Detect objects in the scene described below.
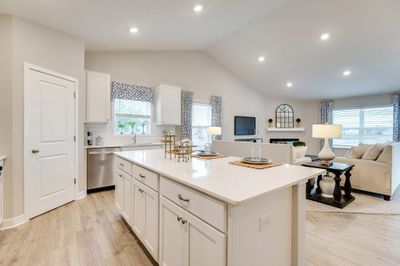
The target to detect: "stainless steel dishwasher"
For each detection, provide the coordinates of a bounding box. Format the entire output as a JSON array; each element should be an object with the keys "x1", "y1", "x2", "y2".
[{"x1": 87, "y1": 147, "x2": 121, "y2": 191}]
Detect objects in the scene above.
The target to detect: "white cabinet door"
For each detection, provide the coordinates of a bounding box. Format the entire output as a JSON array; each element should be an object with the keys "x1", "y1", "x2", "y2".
[
  {"x1": 132, "y1": 181, "x2": 146, "y2": 238},
  {"x1": 186, "y1": 211, "x2": 226, "y2": 266},
  {"x1": 160, "y1": 197, "x2": 185, "y2": 266},
  {"x1": 123, "y1": 174, "x2": 132, "y2": 224},
  {"x1": 156, "y1": 84, "x2": 181, "y2": 125},
  {"x1": 144, "y1": 185, "x2": 159, "y2": 260},
  {"x1": 86, "y1": 71, "x2": 111, "y2": 123},
  {"x1": 115, "y1": 170, "x2": 124, "y2": 212},
  {"x1": 132, "y1": 180, "x2": 159, "y2": 260}
]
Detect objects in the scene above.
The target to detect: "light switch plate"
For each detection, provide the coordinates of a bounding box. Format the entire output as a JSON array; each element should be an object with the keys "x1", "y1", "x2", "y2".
[{"x1": 259, "y1": 214, "x2": 272, "y2": 232}]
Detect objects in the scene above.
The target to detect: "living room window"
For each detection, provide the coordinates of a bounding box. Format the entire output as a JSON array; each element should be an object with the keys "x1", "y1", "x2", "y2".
[
  {"x1": 114, "y1": 99, "x2": 152, "y2": 135},
  {"x1": 192, "y1": 103, "x2": 212, "y2": 147},
  {"x1": 332, "y1": 106, "x2": 393, "y2": 147}
]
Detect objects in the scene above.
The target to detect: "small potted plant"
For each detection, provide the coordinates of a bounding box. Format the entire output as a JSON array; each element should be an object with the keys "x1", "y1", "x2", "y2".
[
  {"x1": 126, "y1": 120, "x2": 137, "y2": 134},
  {"x1": 296, "y1": 118, "x2": 301, "y2": 127},
  {"x1": 117, "y1": 121, "x2": 126, "y2": 134},
  {"x1": 292, "y1": 141, "x2": 308, "y2": 159},
  {"x1": 268, "y1": 118, "x2": 273, "y2": 128}
]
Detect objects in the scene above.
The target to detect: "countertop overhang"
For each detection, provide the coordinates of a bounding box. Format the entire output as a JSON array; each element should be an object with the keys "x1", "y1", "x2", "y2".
[
  {"x1": 115, "y1": 149, "x2": 325, "y2": 205},
  {"x1": 85, "y1": 143, "x2": 163, "y2": 149}
]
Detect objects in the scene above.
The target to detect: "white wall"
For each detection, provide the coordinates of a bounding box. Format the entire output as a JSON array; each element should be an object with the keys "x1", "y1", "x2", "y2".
[
  {"x1": 0, "y1": 16, "x2": 86, "y2": 219},
  {"x1": 85, "y1": 51, "x2": 320, "y2": 154}
]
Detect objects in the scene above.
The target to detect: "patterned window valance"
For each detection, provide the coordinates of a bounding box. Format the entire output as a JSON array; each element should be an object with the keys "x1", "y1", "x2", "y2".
[{"x1": 112, "y1": 82, "x2": 155, "y2": 102}]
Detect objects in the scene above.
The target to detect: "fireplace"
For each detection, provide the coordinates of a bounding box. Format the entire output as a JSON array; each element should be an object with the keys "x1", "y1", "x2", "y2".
[{"x1": 269, "y1": 138, "x2": 299, "y2": 144}]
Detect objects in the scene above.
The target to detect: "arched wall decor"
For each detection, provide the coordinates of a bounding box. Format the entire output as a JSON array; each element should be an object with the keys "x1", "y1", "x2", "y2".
[{"x1": 275, "y1": 104, "x2": 294, "y2": 128}]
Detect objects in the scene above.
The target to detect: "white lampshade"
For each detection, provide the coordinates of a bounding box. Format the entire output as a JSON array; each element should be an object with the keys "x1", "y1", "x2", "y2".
[
  {"x1": 312, "y1": 124, "x2": 342, "y2": 139},
  {"x1": 207, "y1": 126, "x2": 222, "y2": 135}
]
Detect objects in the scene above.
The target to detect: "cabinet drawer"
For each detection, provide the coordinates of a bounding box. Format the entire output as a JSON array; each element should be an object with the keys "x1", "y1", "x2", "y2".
[
  {"x1": 116, "y1": 156, "x2": 132, "y2": 174},
  {"x1": 132, "y1": 164, "x2": 159, "y2": 191},
  {"x1": 160, "y1": 177, "x2": 226, "y2": 232}
]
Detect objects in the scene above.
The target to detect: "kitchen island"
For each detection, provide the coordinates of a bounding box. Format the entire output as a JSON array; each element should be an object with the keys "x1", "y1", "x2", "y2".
[{"x1": 114, "y1": 149, "x2": 325, "y2": 266}]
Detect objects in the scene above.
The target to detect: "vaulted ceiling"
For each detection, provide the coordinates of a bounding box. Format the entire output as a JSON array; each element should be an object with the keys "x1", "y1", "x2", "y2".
[{"x1": 1, "y1": 0, "x2": 399, "y2": 100}]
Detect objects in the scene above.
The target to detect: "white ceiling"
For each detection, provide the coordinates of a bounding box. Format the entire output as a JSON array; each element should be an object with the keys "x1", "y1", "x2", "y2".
[{"x1": 1, "y1": 0, "x2": 399, "y2": 100}]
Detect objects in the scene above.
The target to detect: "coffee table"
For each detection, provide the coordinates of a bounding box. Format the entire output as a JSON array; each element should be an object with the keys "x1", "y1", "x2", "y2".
[{"x1": 302, "y1": 162, "x2": 355, "y2": 208}]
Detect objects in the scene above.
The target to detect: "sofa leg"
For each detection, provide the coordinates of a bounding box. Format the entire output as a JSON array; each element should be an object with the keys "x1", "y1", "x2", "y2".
[{"x1": 384, "y1": 195, "x2": 391, "y2": 201}]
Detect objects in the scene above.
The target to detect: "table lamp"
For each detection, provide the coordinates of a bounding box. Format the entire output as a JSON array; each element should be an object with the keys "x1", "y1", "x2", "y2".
[
  {"x1": 312, "y1": 124, "x2": 342, "y2": 166},
  {"x1": 206, "y1": 127, "x2": 222, "y2": 152}
]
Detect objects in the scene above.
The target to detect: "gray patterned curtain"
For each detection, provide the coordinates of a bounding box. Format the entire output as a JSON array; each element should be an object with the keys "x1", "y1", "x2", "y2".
[
  {"x1": 320, "y1": 100, "x2": 334, "y2": 148},
  {"x1": 394, "y1": 94, "x2": 400, "y2": 142},
  {"x1": 211, "y1": 96, "x2": 223, "y2": 140},
  {"x1": 112, "y1": 82, "x2": 154, "y2": 102},
  {"x1": 181, "y1": 91, "x2": 194, "y2": 140}
]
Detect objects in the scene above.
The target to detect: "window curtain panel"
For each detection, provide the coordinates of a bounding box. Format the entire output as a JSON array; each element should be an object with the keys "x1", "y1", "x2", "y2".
[
  {"x1": 320, "y1": 100, "x2": 334, "y2": 148},
  {"x1": 112, "y1": 81, "x2": 154, "y2": 102},
  {"x1": 181, "y1": 91, "x2": 194, "y2": 140},
  {"x1": 211, "y1": 96, "x2": 223, "y2": 140},
  {"x1": 394, "y1": 94, "x2": 400, "y2": 142}
]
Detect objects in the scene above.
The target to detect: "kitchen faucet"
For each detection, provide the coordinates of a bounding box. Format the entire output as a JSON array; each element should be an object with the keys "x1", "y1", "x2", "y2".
[{"x1": 131, "y1": 133, "x2": 137, "y2": 144}]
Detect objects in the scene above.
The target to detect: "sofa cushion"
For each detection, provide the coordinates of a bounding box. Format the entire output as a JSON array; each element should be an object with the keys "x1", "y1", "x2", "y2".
[
  {"x1": 346, "y1": 145, "x2": 368, "y2": 159},
  {"x1": 377, "y1": 145, "x2": 392, "y2": 164},
  {"x1": 361, "y1": 144, "x2": 385, "y2": 160}
]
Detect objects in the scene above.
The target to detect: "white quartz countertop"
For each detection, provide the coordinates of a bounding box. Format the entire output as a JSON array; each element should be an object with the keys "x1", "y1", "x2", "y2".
[
  {"x1": 85, "y1": 143, "x2": 163, "y2": 149},
  {"x1": 115, "y1": 149, "x2": 325, "y2": 205}
]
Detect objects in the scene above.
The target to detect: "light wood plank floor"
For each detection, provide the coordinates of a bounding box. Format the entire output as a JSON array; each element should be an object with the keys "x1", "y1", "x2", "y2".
[{"x1": 1, "y1": 190, "x2": 400, "y2": 266}]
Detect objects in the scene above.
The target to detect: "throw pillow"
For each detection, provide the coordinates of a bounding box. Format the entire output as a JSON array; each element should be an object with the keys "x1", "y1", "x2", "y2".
[
  {"x1": 346, "y1": 145, "x2": 369, "y2": 159},
  {"x1": 361, "y1": 144, "x2": 385, "y2": 160},
  {"x1": 377, "y1": 145, "x2": 392, "y2": 164}
]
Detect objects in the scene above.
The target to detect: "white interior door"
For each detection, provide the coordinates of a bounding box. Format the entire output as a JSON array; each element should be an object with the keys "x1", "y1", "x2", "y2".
[{"x1": 25, "y1": 64, "x2": 76, "y2": 219}]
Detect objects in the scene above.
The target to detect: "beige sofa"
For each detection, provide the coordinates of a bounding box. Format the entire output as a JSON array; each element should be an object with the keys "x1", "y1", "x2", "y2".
[
  {"x1": 212, "y1": 140, "x2": 311, "y2": 165},
  {"x1": 334, "y1": 142, "x2": 400, "y2": 200}
]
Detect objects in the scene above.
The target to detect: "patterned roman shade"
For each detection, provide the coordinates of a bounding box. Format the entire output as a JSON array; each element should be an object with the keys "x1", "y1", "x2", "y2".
[
  {"x1": 211, "y1": 96, "x2": 223, "y2": 140},
  {"x1": 181, "y1": 91, "x2": 194, "y2": 140},
  {"x1": 112, "y1": 82, "x2": 154, "y2": 102},
  {"x1": 394, "y1": 94, "x2": 400, "y2": 142}
]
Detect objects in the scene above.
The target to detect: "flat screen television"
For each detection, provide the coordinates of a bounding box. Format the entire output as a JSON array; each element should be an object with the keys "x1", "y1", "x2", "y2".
[{"x1": 234, "y1": 116, "x2": 256, "y2": 135}]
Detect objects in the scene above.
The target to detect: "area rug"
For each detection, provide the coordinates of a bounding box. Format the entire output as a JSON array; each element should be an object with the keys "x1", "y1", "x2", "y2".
[{"x1": 306, "y1": 189, "x2": 400, "y2": 215}]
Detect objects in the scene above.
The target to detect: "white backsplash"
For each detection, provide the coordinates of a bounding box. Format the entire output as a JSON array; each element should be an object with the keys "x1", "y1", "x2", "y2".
[{"x1": 84, "y1": 122, "x2": 180, "y2": 146}]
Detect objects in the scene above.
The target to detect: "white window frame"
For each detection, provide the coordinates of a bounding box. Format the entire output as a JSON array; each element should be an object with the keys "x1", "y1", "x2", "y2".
[
  {"x1": 192, "y1": 102, "x2": 212, "y2": 147},
  {"x1": 332, "y1": 105, "x2": 394, "y2": 148},
  {"x1": 113, "y1": 99, "x2": 153, "y2": 136}
]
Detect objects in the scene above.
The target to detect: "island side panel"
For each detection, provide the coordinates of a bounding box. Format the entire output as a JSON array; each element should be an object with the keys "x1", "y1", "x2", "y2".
[
  {"x1": 227, "y1": 186, "x2": 293, "y2": 266},
  {"x1": 291, "y1": 182, "x2": 306, "y2": 266}
]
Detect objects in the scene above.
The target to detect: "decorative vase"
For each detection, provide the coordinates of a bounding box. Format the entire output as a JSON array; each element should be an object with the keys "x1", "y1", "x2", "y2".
[{"x1": 319, "y1": 175, "x2": 335, "y2": 198}]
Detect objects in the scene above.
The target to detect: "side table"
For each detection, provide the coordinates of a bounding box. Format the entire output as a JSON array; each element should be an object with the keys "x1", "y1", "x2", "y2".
[{"x1": 302, "y1": 162, "x2": 355, "y2": 209}]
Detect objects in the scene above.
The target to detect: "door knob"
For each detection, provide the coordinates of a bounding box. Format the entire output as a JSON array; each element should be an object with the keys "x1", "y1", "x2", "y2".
[{"x1": 32, "y1": 149, "x2": 40, "y2": 154}]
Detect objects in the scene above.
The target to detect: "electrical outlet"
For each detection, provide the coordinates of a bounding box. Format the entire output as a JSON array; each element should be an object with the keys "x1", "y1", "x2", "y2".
[{"x1": 259, "y1": 214, "x2": 272, "y2": 232}]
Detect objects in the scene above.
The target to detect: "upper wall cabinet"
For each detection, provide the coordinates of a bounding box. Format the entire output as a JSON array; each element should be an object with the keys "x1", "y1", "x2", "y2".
[
  {"x1": 155, "y1": 84, "x2": 181, "y2": 125},
  {"x1": 86, "y1": 71, "x2": 111, "y2": 123}
]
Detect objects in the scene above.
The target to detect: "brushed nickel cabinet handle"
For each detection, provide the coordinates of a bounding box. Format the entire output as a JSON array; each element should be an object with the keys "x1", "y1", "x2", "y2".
[
  {"x1": 178, "y1": 194, "x2": 190, "y2": 203},
  {"x1": 119, "y1": 163, "x2": 124, "y2": 167},
  {"x1": 177, "y1": 217, "x2": 182, "y2": 222},
  {"x1": 32, "y1": 149, "x2": 40, "y2": 154},
  {"x1": 119, "y1": 174, "x2": 123, "y2": 178},
  {"x1": 139, "y1": 174, "x2": 146, "y2": 178},
  {"x1": 138, "y1": 188, "x2": 144, "y2": 193},
  {"x1": 181, "y1": 219, "x2": 187, "y2": 225}
]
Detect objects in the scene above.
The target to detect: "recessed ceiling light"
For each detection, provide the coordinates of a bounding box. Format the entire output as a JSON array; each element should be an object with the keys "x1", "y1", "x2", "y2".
[
  {"x1": 286, "y1": 82, "x2": 293, "y2": 88},
  {"x1": 193, "y1": 5, "x2": 203, "y2": 12},
  {"x1": 320, "y1": 33, "x2": 330, "y2": 41},
  {"x1": 258, "y1": 56, "x2": 265, "y2": 62},
  {"x1": 129, "y1": 27, "x2": 139, "y2": 33},
  {"x1": 343, "y1": 70, "x2": 351, "y2": 76}
]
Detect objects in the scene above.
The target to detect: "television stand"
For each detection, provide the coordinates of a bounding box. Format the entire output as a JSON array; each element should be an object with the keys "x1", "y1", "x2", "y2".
[{"x1": 234, "y1": 138, "x2": 263, "y2": 143}]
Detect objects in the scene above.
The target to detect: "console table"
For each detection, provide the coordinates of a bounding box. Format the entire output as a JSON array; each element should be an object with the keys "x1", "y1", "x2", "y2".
[{"x1": 302, "y1": 162, "x2": 355, "y2": 208}]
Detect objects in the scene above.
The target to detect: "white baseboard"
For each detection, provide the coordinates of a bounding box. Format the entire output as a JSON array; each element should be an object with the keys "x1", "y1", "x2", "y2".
[
  {"x1": 0, "y1": 214, "x2": 28, "y2": 230},
  {"x1": 76, "y1": 190, "x2": 87, "y2": 200}
]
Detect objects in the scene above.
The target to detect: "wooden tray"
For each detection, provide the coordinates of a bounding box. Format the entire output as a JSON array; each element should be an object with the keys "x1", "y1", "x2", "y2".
[
  {"x1": 229, "y1": 160, "x2": 281, "y2": 169},
  {"x1": 192, "y1": 154, "x2": 227, "y2": 160}
]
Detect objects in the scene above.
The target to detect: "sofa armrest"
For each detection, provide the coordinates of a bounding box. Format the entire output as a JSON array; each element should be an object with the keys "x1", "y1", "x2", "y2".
[{"x1": 391, "y1": 143, "x2": 400, "y2": 194}]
